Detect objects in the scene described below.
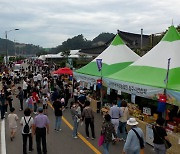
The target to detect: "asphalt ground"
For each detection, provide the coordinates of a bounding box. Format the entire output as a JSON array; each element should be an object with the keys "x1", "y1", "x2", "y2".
[{"x1": 2, "y1": 93, "x2": 156, "y2": 154}]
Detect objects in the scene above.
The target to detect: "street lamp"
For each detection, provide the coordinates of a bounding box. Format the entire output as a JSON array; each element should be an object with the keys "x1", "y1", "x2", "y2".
[{"x1": 5, "y1": 28, "x2": 19, "y2": 65}]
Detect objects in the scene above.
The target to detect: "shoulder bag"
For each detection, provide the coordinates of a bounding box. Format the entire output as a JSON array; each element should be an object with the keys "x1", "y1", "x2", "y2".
[{"x1": 153, "y1": 126, "x2": 172, "y2": 149}]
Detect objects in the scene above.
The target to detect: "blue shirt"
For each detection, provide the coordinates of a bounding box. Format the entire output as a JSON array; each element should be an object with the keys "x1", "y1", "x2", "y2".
[
  {"x1": 34, "y1": 114, "x2": 49, "y2": 128},
  {"x1": 123, "y1": 126, "x2": 144, "y2": 153}
]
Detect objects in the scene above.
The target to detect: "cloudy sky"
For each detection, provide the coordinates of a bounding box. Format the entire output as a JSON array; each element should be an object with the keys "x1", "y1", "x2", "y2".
[{"x1": 0, "y1": 0, "x2": 179, "y2": 48}]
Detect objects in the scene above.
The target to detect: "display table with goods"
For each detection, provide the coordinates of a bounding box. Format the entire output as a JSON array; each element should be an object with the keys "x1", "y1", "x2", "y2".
[{"x1": 127, "y1": 103, "x2": 180, "y2": 154}]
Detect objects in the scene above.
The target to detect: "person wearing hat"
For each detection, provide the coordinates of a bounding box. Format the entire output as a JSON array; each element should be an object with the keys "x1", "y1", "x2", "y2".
[
  {"x1": 78, "y1": 90, "x2": 86, "y2": 112},
  {"x1": 33, "y1": 107, "x2": 49, "y2": 154},
  {"x1": 123, "y1": 118, "x2": 144, "y2": 154}
]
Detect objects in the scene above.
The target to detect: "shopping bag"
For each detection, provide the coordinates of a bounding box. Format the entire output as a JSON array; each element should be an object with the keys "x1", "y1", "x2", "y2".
[{"x1": 98, "y1": 135, "x2": 105, "y2": 146}]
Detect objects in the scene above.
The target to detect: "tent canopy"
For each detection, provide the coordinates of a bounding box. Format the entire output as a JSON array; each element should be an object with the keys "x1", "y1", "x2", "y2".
[
  {"x1": 74, "y1": 34, "x2": 140, "y2": 83},
  {"x1": 105, "y1": 26, "x2": 180, "y2": 106},
  {"x1": 53, "y1": 67, "x2": 73, "y2": 75}
]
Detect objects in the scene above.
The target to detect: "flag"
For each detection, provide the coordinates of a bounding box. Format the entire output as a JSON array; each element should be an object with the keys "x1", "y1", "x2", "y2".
[{"x1": 96, "y1": 59, "x2": 102, "y2": 72}]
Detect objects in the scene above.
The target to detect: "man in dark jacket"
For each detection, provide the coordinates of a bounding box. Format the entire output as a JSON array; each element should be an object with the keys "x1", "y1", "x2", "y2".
[
  {"x1": 17, "y1": 87, "x2": 24, "y2": 111},
  {"x1": 52, "y1": 98, "x2": 62, "y2": 131}
]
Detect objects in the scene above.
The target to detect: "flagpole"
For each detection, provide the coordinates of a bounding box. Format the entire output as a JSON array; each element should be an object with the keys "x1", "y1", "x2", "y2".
[
  {"x1": 164, "y1": 58, "x2": 171, "y2": 91},
  {"x1": 96, "y1": 59, "x2": 103, "y2": 111},
  {"x1": 163, "y1": 58, "x2": 171, "y2": 120}
]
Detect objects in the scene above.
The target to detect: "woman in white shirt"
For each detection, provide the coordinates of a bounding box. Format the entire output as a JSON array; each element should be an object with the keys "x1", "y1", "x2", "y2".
[
  {"x1": 118, "y1": 100, "x2": 129, "y2": 141},
  {"x1": 20, "y1": 108, "x2": 34, "y2": 153}
]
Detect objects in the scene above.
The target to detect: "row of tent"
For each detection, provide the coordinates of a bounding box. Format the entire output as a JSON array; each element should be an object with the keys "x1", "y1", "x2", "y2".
[
  {"x1": 74, "y1": 25, "x2": 180, "y2": 107},
  {"x1": 38, "y1": 50, "x2": 80, "y2": 60}
]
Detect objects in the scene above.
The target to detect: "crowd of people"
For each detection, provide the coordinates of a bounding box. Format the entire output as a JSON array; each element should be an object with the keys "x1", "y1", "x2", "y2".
[{"x1": 0, "y1": 59, "x2": 171, "y2": 154}]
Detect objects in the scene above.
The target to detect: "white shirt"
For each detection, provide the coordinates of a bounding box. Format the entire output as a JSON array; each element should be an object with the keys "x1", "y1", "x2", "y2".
[
  {"x1": 23, "y1": 81, "x2": 28, "y2": 90},
  {"x1": 109, "y1": 105, "x2": 121, "y2": 119},
  {"x1": 20, "y1": 116, "x2": 34, "y2": 134},
  {"x1": 33, "y1": 75, "x2": 38, "y2": 82},
  {"x1": 37, "y1": 73, "x2": 42, "y2": 81},
  {"x1": 8, "y1": 113, "x2": 19, "y2": 129}
]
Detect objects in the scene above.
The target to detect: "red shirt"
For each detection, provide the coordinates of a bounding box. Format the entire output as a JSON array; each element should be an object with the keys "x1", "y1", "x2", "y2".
[{"x1": 32, "y1": 92, "x2": 39, "y2": 103}]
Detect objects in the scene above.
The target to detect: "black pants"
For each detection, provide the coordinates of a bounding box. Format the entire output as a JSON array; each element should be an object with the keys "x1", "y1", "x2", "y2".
[
  {"x1": 0, "y1": 105, "x2": 5, "y2": 119},
  {"x1": 20, "y1": 99, "x2": 23, "y2": 110},
  {"x1": 36, "y1": 127, "x2": 47, "y2": 154},
  {"x1": 23, "y1": 90, "x2": 27, "y2": 99},
  {"x1": 22, "y1": 133, "x2": 33, "y2": 154},
  {"x1": 85, "y1": 118, "x2": 95, "y2": 138}
]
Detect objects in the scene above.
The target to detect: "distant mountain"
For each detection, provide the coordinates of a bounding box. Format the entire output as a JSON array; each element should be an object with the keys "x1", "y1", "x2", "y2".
[{"x1": 0, "y1": 38, "x2": 45, "y2": 56}]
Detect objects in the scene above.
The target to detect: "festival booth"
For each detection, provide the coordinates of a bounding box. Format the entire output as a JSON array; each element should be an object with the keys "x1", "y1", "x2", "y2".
[
  {"x1": 53, "y1": 67, "x2": 73, "y2": 83},
  {"x1": 104, "y1": 26, "x2": 180, "y2": 154},
  {"x1": 74, "y1": 33, "x2": 140, "y2": 112}
]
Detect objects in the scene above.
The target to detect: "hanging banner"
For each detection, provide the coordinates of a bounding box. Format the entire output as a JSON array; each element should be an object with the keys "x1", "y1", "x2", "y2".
[
  {"x1": 87, "y1": 83, "x2": 91, "y2": 89},
  {"x1": 107, "y1": 87, "x2": 111, "y2": 95},
  {"x1": 96, "y1": 59, "x2": 102, "y2": 72},
  {"x1": 131, "y1": 94, "x2": 136, "y2": 103},
  {"x1": 94, "y1": 84, "x2": 96, "y2": 91},
  {"x1": 118, "y1": 90, "x2": 121, "y2": 95}
]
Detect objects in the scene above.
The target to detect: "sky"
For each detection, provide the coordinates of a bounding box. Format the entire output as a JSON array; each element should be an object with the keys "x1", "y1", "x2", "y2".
[{"x1": 0, "y1": 0, "x2": 180, "y2": 48}]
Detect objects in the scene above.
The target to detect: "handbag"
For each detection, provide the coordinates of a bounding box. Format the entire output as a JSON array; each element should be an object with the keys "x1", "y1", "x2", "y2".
[
  {"x1": 153, "y1": 126, "x2": 172, "y2": 149},
  {"x1": 98, "y1": 135, "x2": 104, "y2": 146},
  {"x1": 164, "y1": 139, "x2": 172, "y2": 149}
]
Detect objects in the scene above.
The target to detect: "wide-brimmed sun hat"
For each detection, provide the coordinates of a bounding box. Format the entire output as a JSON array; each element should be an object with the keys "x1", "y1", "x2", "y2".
[
  {"x1": 80, "y1": 90, "x2": 84, "y2": 93},
  {"x1": 127, "y1": 118, "x2": 138, "y2": 126}
]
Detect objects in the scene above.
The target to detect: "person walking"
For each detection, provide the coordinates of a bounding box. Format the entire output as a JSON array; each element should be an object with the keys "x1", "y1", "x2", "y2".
[
  {"x1": 81, "y1": 100, "x2": 95, "y2": 139},
  {"x1": 32, "y1": 88, "x2": 39, "y2": 114},
  {"x1": 42, "y1": 94, "x2": 48, "y2": 115},
  {"x1": 33, "y1": 107, "x2": 49, "y2": 154},
  {"x1": 52, "y1": 98, "x2": 62, "y2": 131},
  {"x1": 71, "y1": 102, "x2": 81, "y2": 138},
  {"x1": 7, "y1": 107, "x2": 19, "y2": 141},
  {"x1": 20, "y1": 108, "x2": 34, "y2": 154},
  {"x1": 123, "y1": 118, "x2": 145, "y2": 154},
  {"x1": 17, "y1": 86, "x2": 24, "y2": 111},
  {"x1": 118, "y1": 100, "x2": 129, "y2": 141},
  {"x1": 152, "y1": 117, "x2": 170, "y2": 154},
  {"x1": 23, "y1": 78, "x2": 28, "y2": 99},
  {"x1": 109, "y1": 101, "x2": 122, "y2": 139},
  {"x1": 101, "y1": 114, "x2": 118, "y2": 154},
  {"x1": 0, "y1": 89, "x2": 6, "y2": 119}
]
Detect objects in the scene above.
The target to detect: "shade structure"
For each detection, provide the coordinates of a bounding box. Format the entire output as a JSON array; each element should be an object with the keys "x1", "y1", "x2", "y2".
[
  {"x1": 74, "y1": 33, "x2": 140, "y2": 84},
  {"x1": 105, "y1": 26, "x2": 180, "y2": 107},
  {"x1": 53, "y1": 67, "x2": 73, "y2": 75}
]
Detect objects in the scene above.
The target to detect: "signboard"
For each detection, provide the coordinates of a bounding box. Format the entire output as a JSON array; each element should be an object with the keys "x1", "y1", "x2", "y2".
[{"x1": 143, "y1": 107, "x2": 151, "y2": 115}]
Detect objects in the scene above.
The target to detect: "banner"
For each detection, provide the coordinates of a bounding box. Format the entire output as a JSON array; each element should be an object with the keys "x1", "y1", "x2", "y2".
[{"x1": 96, "y1": 59, "x2": 102, "y2": 72}]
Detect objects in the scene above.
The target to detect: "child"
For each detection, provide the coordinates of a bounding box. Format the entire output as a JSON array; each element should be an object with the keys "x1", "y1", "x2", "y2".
[
  {"x1": 61, "y1": 98, "x2": 65, "y2": 111},
  {"x1": 26, "y1": 93, "x2": 34, "y2": 112},
  {"x1": 42, "y1": 94, "x2": 48, "y2": 115},
  {"x1": 8, "y1": 107, "x2": 19, "y2": 141}
]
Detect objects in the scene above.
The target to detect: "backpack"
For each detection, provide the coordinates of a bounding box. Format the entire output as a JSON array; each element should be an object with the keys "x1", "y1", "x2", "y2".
[{"x1": 23, "y1": 117, "x2": 31, "y2": 134}]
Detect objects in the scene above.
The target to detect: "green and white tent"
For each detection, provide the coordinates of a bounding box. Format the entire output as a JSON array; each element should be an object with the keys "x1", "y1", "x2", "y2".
[
  {"x1": 105, "y1": 26, "x2": 180, "y2": 106},
  {"x1": 74, "y1": 34, "x2": 140, "y2": 84}
]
